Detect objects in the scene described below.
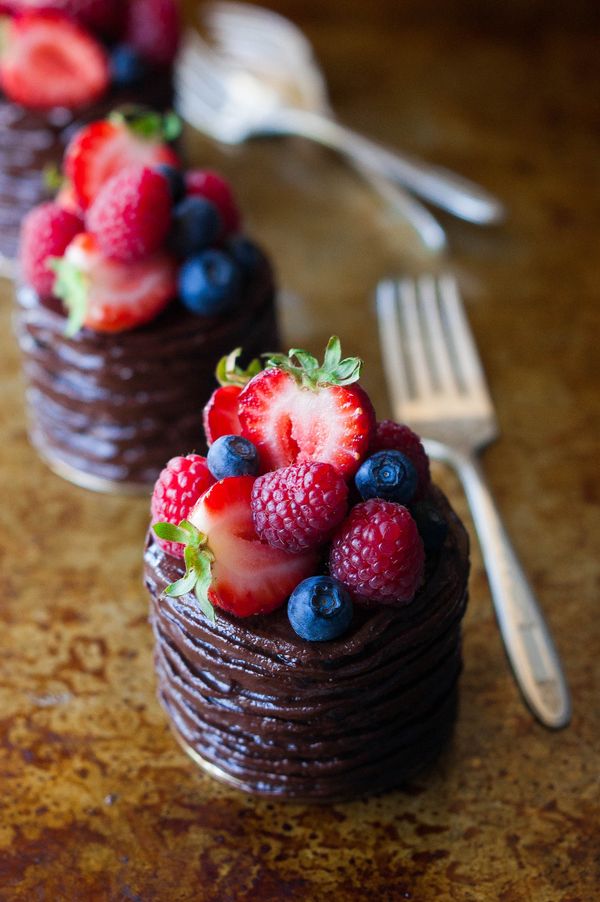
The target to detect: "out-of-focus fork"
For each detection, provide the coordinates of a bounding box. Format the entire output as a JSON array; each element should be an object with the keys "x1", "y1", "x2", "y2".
[{"x1": 377, "y1": 274, "x2": 571, "y2": 729}]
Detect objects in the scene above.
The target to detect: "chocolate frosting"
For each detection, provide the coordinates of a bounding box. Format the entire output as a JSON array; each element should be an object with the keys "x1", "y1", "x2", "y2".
[
  {"x1": 144, "y1": 487, "x2": 470, "y2": 801},
  {"x1": 13, "y1": 262, "x2": 279, "y2": 488},
  {"x1": 0, "y1": 78, "x2": 173, "y2": 270}
]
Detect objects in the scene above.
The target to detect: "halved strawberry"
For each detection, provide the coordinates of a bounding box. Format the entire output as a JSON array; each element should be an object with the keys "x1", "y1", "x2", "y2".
[
  {"x1": 0, "y1": 11, "x2": 109, "y2": 110},
  {"x1": 203, "y1": 385, "x2": 243, "y2": 446},
  {"x1": 64, "y1": 113, "x2": 179, "y2": 210},
  {"x1": 52, "y1": 232, "x2": 177, "y2": 334},
  {"x1": 187, "y1": 476, "x2": 317, "y2": 617},
  {"x1": 238, "y1": 338, "x2": 376, "y2": 479}
]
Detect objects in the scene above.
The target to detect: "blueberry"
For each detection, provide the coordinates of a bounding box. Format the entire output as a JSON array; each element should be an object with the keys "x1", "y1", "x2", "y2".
[
  {"x1": 410, "y1": 500, "x2": 448, "y2": 553},
  {"x1": 155, "y1": 164, "x2": 186, "y2": 203},
  {"x1": 355, "y1": 450, "x2": 417, "y2": 504},
  {"x1": 207, "y1": 434, "x2": 260, "y2": 479},
  {"x1": 178, "y1": 250, "x2": 242, "y2": 316},
  {"x1": 288, "y1": 576, "x2": 353, "y2": 642},
  {"x1": 109, "y1": 44, "x2": 146, "y2": 87},
  {"x1": 170, "y1": 196, "x2": 222, "y2": 257},
  {"x1": 227, "y1": 235, "x2": 267, "y2": 280}
]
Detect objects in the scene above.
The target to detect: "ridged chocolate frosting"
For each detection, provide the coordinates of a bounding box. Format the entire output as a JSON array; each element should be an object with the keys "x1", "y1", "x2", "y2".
[
  {"x1": 145, "y1": 487, "x2": 470, "y2": 801},
  {"x1": 0, "y1": 79, "x2": 173, "y2": 274},
  {"x1": 13, "y1": 262, "x2": 279, "y2": 490}
]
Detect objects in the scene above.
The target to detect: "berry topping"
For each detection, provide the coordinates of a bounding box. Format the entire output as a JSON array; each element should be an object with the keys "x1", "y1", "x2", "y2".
[
  {"x1": 178, "y1": 249, "x2": 242, "y2": 316},
  {"x1": 251, "y1": 462, "x2": 348, "y2": 553},
  {"x1": 125, "y1": 0, "x2": 180, "y2": 67},
  {"x1": 355, "y1": 450, "x2": 418, "y2": 504},
  {"x1": 151, "y1": 454, "x2": 215, "y2": 558},
  {"x1": 169, "y1": 196, "x2": 222, "y2": 257},
  {"x1": 207, "y1": 435, "x2": 260, "y2": 480},
  {"x1": 185, "y1": 169, "x2": 241, "y2": 236},
  {"x1": 238, "y1": 337, "x2": 375, "y2": 478},
  {"x1": 65, "y1": 110, "x2": 180, "y2": 210},
  {"x1": 109, "y1": 44, "x2": 146, "y2": 87},
  {"x1": 17, "y1": 0, "x2": 124, "y2": 39},
  {"x1": 410, "y1": 500, "x2": 448, "y2": 553},
  {"x1": 51, "y1": 232, "x2": 177, "y2": 334},
  {"x1": 228, "y1": 236, "x2": 268, "y2": 280},
  {"x1": 288, "y1": 576, "x2": 353, "y2": 642},
  {"x1": 87, "y1": 165, "x2": 172, "y2": 263},
  {"x1": 0, "y1": 11, "x2": 109, "y2": 110},
  {"x1": 155, "y1": 476, "x2": 317, "y2": 620},
  {"x1": 155, "y1": 164, "x2": 186, "y2": 203},
  {"x1": 330, "y1": 500, "x2": 425, "y2": 604},
  {"x1": 202, "y1": 348, "x2": 262, "y2": 445},
  {"x1": 370, "y1": 420, "x2": 431, "y2": 498},
  {"x1": 20, "y1": 202, "x2": 83, "y2": 298}
]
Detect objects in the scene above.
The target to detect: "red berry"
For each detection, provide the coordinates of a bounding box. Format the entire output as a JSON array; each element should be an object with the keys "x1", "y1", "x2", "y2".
[
  {"x1": 65, "y1": 118, "x2": 179, "y2": 211},
  {"x1": 20, "y1": 202, "x2": 84, "y2": 298},
  {"x1": 251, "y1": 462, "x2": 348, "y2": 553},
  {"x1": 54, "y1": 232, "x2": 177, "y2": 333},
  {"x1": 151, "y1": 454, "x2": 215, "y2": 558},
  {"x1": 202, "y1": 384, "x2": 243, "y2": 446},
  {"x1": 125, "y1": 0, "x2": 180, "y2": 67},
  {"x1": 238, "y1": 368, "x2": 376, "y2": 479},
  {"x1": 0, "y1": 12, "x2": 109, "y2": 110},
  {"x1": 188, "y1": 476, "x2": 317, "y2": 617},
  {"x1": 55, "y1": 183, "x2": 83, "y2": 216},
  {"x1": 87, "y1": 166, "x2": 172, "y2": 263},
  {"x1": 370, "y1": 420, "x2": 431, "y2": 498},
  {"x1": 13, "y1": 0, "x2": 124, "y2": 38},
  {"x1": 329, "y1": 500, "x2": 424, "y2": 604},
  {"x1": 185, "y1": 169, "x2": 241, "y2": 236}
]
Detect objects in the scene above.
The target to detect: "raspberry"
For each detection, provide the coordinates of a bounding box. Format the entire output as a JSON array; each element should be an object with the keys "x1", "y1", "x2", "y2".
[
  {"x1": 125, "y1": 0, "x2": 180, "y2": 67},
  {"x1": 86, "y1": 166, "x2": 172, "y2": 262},
  {"x1": 20, "y1": 202, "x2": 84, "y2": 298},
  {"x1": 150, "y1": 454, "x2": 215, "y2": 557},
  {"x1": 251, "y1": 462, "x2": 348, "y2": 553},
  {"x1": 185, "y1": 170, "x2": 241, "y2": 236},
  {"x1": 329, "y1": 500, "x2": 424, "y2": 604},
  {"x1": 370, "y1": 420, "x2": 431, "y2": 498}
]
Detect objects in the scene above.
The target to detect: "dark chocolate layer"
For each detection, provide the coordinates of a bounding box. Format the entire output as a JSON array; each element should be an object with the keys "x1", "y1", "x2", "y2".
[
  {"x1": 0, "y1": 78, "x2": 173, "y2": 270},
  {"x1": 145, "y1": 487, "x2": 470, "y2": 801},
  {"x1": 13, "y1": 263, "x2": 279, "y2": 487}
]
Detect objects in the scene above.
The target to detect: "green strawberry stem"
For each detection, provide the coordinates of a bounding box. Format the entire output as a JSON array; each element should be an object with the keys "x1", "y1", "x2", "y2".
[
  {"x1": 267, "y1": 335, "x2": 363, "y2": 389},
  {"x1": 215, "y1": 347, "x2": 263, "y2": 387},
  {"x1": 152, "y1": 519, "x2": 216, "y2": 624},
  {"x1": 109, "y1": 107, "x2": 181, "y2": 143},
  {"x1": 49, "y1": 256, "x2": 88, "y2": 338}
]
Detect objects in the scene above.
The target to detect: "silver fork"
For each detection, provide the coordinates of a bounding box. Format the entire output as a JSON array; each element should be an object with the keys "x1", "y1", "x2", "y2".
[{"x1": 377, "y1": 274, "x2": 571, "y2": 729}]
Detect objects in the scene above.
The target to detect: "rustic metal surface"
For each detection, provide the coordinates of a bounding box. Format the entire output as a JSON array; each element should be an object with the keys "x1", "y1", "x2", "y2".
[{"x1": 0, "y1": 3, "x2": 598, "y2": 899}]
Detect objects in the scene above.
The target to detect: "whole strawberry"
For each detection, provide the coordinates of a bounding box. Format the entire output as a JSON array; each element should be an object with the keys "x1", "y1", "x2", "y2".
[
  {"x1": 330, "y1": 500, "x2": 424, "y2": 604},
  {"x1": 252, "y1": 462, "x2": 348, "y2": 553},
  {"x1": 370, "y1": 420, "x2": 431, "y2": 498},
  {"x1": 151, "y1": 454, "x2": 215, "y2": 558},
  {"x1": 87, "y1": 165, "x2": 172, "y2": 262},
  {"x1": 20, "y1": 202, "x2": 84, "y2": 298}
]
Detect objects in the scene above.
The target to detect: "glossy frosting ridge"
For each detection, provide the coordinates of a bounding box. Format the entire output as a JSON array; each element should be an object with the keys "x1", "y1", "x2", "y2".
[
  {"x1": 145, "y1": 487, "x2": 470, "y2": 800},
  {"x1": 14, "y1": 263, "x2": 278, "y2": 486}
]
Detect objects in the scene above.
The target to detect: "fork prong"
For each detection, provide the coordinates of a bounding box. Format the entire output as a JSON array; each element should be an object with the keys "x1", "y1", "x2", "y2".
[
  {"x1": 376, "y1": 280, "x2": 412, "y2": 410},
  {"x1": 437, "y1": 274, "x2": 493, "y2": 404},
  {"x1": 415, "y1": 274, "x2": 462, "y2": 395},
  {"x1": 397, "y1": 278, "x2": 437, "y2": 398}
]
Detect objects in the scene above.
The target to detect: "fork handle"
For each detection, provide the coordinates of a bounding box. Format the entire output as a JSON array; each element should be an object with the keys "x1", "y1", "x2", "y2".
[
  {"x1": 260, "y1": 107, "x2": 505, "y2": 225},
  {"x1": 426, "y1": 441, "x2": 571, "y2": 729}
]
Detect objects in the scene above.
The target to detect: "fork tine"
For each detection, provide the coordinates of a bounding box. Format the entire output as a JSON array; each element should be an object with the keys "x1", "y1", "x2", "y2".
[
  {"x1": 437, "y1": 274, "x2": 492, "y2": 403},
  {"x1": 376, "y1": 280, "x2": 412, "y2": 408},
  {"x1": 397, "y1": 278, "x2": 437, "y2": 398},
  {"x1": 415, "y1": 274, "x2": 462, "y2": 395}
]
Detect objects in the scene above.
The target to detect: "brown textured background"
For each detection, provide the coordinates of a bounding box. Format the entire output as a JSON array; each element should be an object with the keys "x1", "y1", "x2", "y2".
[{"x1": 0, "y1": 1, "x2": 599, "y2": 899}]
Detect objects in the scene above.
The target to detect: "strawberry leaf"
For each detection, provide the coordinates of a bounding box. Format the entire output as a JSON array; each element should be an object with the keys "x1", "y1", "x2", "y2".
[
  {"x1": 109, "y1": 107, "x2": 182, "y2": 144},
  {"x1": 155, "y1": 519, "x2": 216, "y2": 622},
  {"x1": 50, "y1": 256, "x2": 88, "y2": 337},
  {"x1": 267, "y1": 336, "x2": 363, "y2": 389},
  {"x1": 323, "y1": 335, "x2": 342, "y2": 370},
  {"x1": 215, "y1": 347, "x2": 262, "y2": 387}
]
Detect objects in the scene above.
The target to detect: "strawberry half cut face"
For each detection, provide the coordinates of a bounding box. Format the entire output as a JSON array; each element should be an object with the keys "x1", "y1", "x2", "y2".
[
  {"x1": 238, "y1": 368, "x2": 376, "y2": 479},
  {"x1": 188, "y1": 476, "x2": 317, "y2": 617}
]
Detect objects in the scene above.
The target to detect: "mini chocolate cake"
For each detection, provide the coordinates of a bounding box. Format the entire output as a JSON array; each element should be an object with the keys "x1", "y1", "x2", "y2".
[
  {"x1": 145, "y1": 487, "x2": 469, "y2": 801},
  {"x1": 14, "y1": 264, "x2": 278, "y2": 492}
]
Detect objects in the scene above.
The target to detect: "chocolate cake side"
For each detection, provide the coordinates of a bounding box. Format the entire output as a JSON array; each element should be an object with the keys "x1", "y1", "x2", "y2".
[
  {"x1": 13, "y1": 260, "x2": 279, "y2": 491},
  {"x1": 144, "y1": 487, "x2": 470, "y2": 802}
]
